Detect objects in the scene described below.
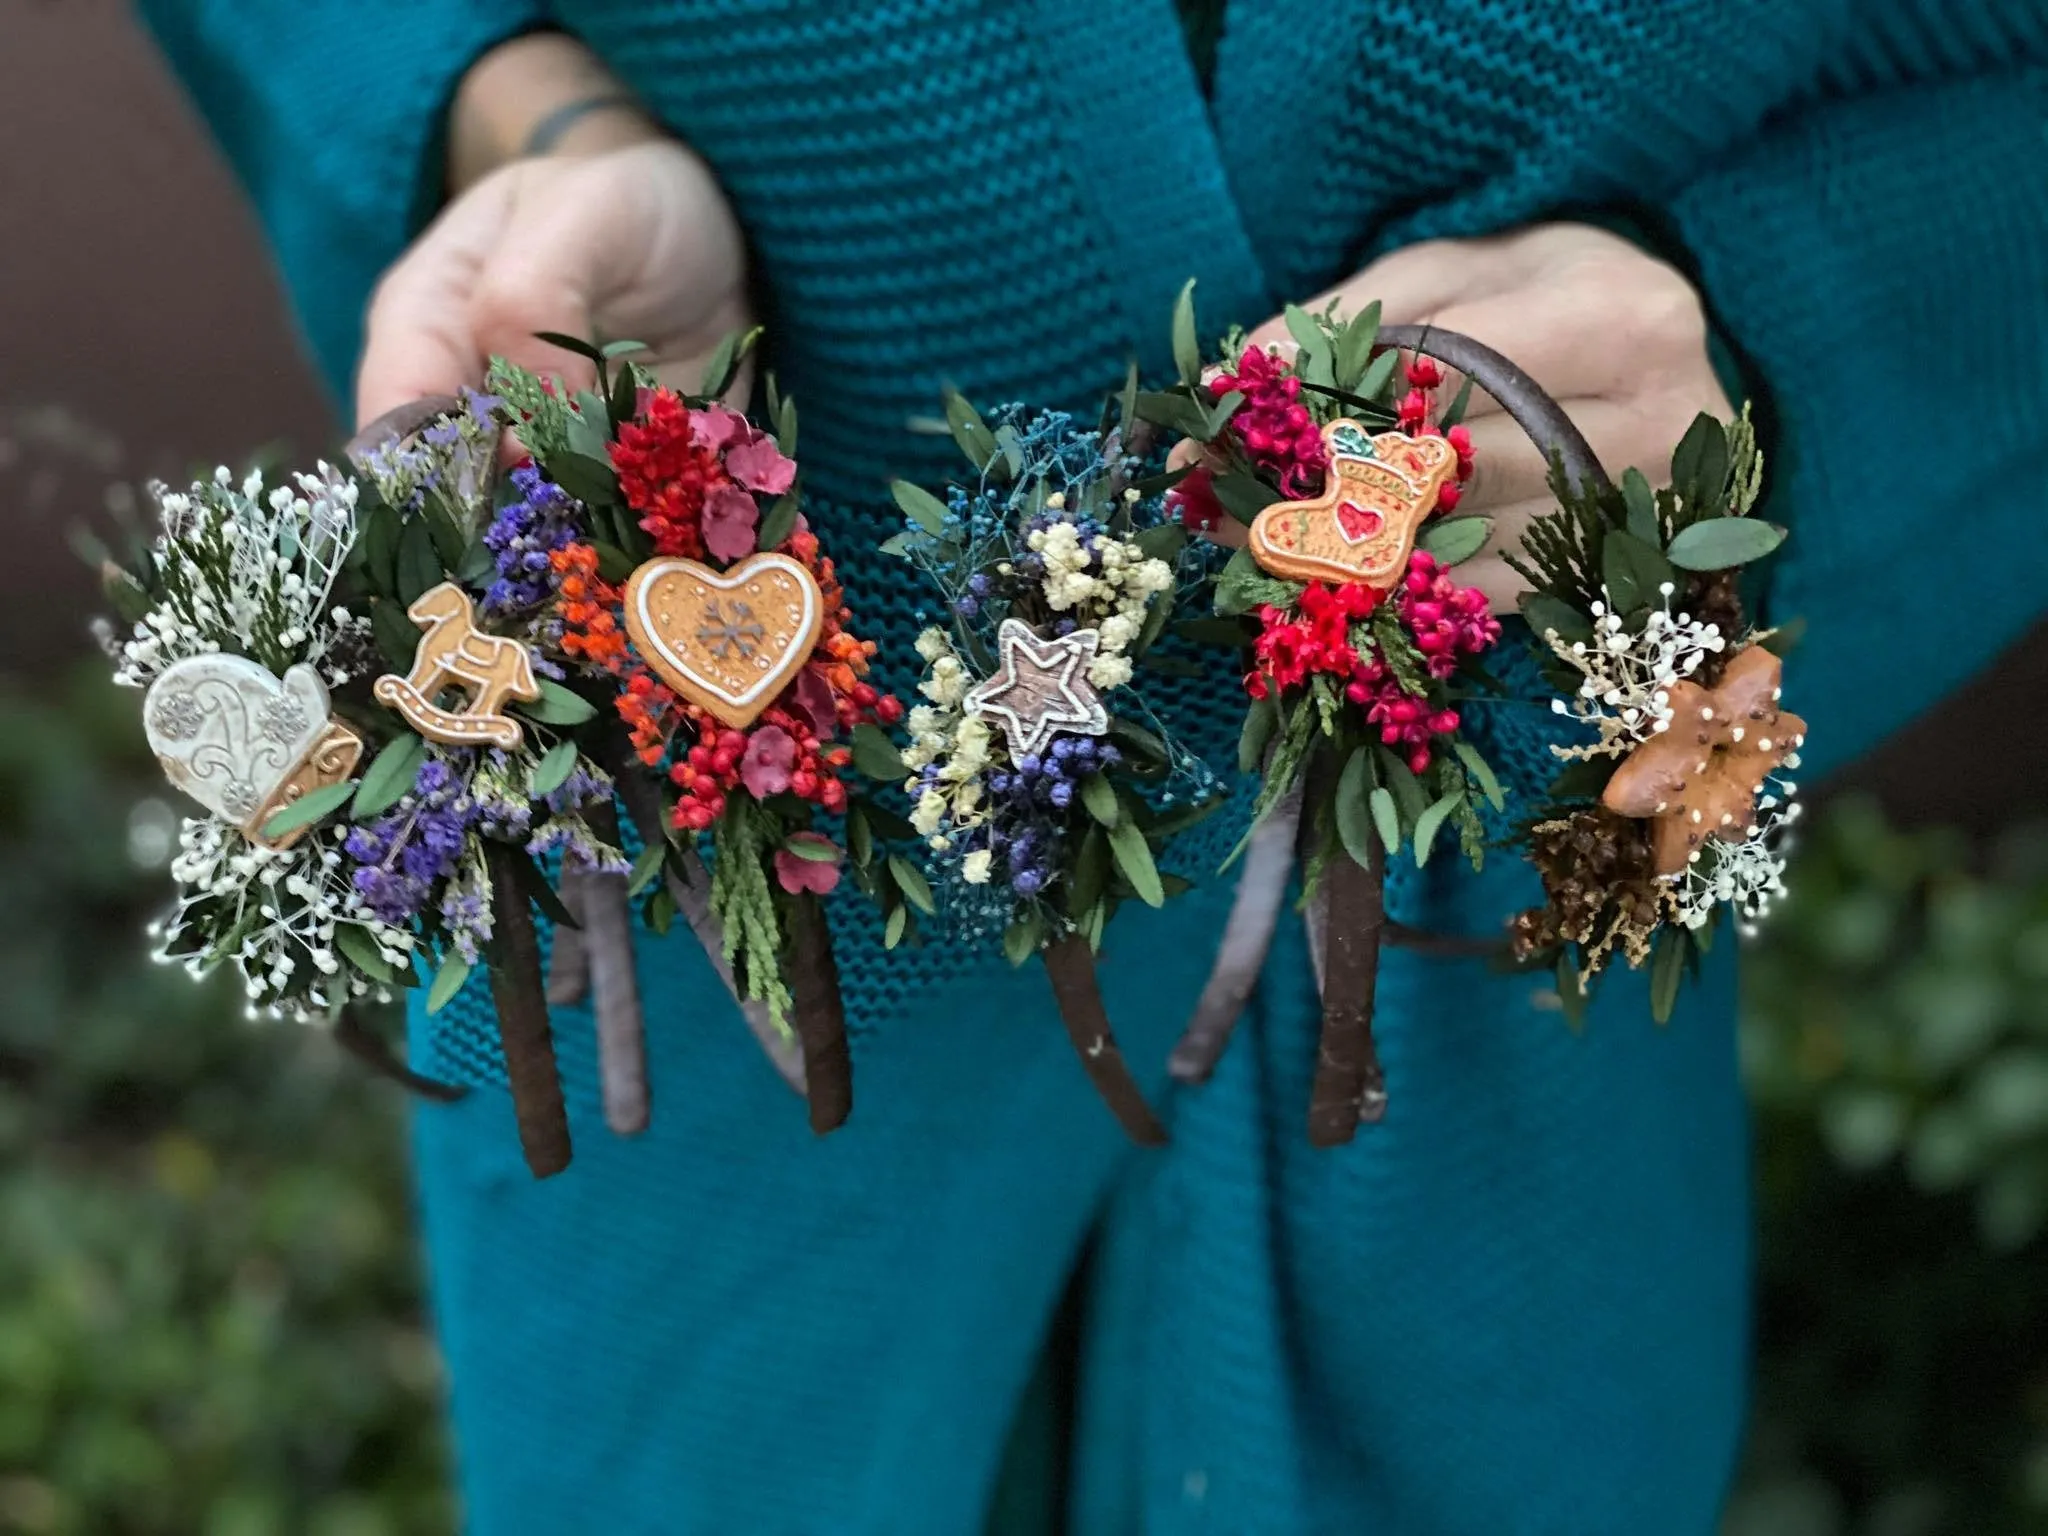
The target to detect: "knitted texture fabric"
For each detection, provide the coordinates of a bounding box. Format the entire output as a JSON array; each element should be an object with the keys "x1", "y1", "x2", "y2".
[{"x1": 139, "y1": 2, "x2": 2048, "y2": 1532}]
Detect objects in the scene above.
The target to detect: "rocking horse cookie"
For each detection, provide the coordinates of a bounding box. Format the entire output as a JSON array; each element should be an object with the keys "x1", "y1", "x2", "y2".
[{"x1": 373, "y1": 582, "x2": 542, "y2": 750}]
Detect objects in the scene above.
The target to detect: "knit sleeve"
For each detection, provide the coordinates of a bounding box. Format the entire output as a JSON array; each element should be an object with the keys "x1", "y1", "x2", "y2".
[
  {"x1": 133, "y1": 1, "x2": 547, "y2": 403},
  {"x1": 1663, "y1": 64, "x2": 2048, "y2": 781}
]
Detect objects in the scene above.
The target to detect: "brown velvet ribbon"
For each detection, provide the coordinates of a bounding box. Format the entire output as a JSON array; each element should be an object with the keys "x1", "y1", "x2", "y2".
[
  {"x1": 1174, "y1": 327, "x2": 1615, "y2": 1138},
  {"x1": 1043, "y1": 934, "x2": 1169, "y2": 1146}
]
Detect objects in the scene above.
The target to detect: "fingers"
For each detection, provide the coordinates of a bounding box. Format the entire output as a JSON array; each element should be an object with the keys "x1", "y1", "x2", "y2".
[{"x1": 1246, "y1": 232, "x2": 1554, "y2": 351}]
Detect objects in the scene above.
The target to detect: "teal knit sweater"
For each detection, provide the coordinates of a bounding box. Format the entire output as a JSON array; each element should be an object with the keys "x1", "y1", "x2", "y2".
[{"x1": 139, "y1": 3, "x2": 2048, "y2": 1532}]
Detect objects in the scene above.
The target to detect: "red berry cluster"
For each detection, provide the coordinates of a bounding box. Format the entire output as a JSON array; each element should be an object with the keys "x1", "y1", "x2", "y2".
[
  {"x1": 1396, "y1": 357, "x2": 1478, "y2": 511},
  {"x1": 1400, "y1": 551, "x2": 1499, "y2": 680},
  {"x1": 609, "y1": 389, "x2": 726, "y2": 558},
  {"x1": 1207, "y1": 344, "x2": 1329, "y2": 496}
]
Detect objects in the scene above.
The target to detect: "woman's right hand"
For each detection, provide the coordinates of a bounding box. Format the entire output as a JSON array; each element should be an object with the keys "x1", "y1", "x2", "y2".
[{"x1": 355, "y1": 136, "x2": 751, "y2": 428}]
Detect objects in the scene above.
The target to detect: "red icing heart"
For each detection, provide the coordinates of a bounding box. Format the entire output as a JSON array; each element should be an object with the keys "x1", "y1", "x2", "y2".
[{"x1": 1335, "y1": 500, "x2": 1384, "y2": 544}]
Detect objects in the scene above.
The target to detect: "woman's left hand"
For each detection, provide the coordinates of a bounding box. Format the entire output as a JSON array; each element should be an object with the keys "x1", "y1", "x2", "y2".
[{"x1": 1223, "y1": 222, "x2": 1734, "y2": 613}]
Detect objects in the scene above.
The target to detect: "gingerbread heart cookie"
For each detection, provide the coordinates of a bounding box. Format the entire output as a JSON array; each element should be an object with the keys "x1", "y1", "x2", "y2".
[
  {"x1": 623, "y1": 552, "x2": 824, "y2": 729},
  {"x1": 1248, "y1": 421, "x2": 1459, "y2": 591}
]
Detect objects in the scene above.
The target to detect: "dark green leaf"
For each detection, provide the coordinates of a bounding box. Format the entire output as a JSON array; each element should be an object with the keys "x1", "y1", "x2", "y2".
[
  {"x1": 1601, "y1": 528, "x2": 1674, "y2": 614},
  {"x1": 833, "y1": 806, "x2": 868, "y2": 873},
  {"x1": 1134, "y1": 523, "x2": 1186, "y2": 563},
  {"x1": 1377, "y1": 745, "x2": 1428, "y2": 826},
  {"x1": 455, "y1": 536, "x2": 497, "y2": 587},
  {"x1": 370, "y1": 597, "x2": 421, "y2": 671},
  {"x1": 260, "y1": 779, "x2": 356, "y2": 841},
  {"x1": 1203, "y1": 390, "x2": 1246, "y2": 440},
  {"x1": 1211, "y1": 471, "x2": 1281, "y2": 523},
  {"x1": 1621, "y1": 467, "x2": 1659, "y2": 544},
  {"x1": 1283, "y1": 304, "x2": 1335, "y2": 389},
  {"x1": 1132, "y1": 390, "x2": 1214, "y2": 442},
  {"x1": 698, "y1": 326, "x2": 762, "y2": 400},
  {"x1": 1215, "y1": 546, "x2": 1303, "y2": 617},
  {"x1": 1238, "y1": 693, "x2": 1278, "y2": 774},
  {"x1": 1356, "y1": 347, "x2": 1400, "y2": 405},
  {"x1": 1412, "y1": 790, "x2": 1465, "y2": 868},
  {"x1": 394, "y1": 518, "x2": 442, "y2": 606},
  {"x1": 626, "y1": 841, "x2": 667, "y2": 897},
  {"x1": 1069, "y1": 826, "x2": 1110, "y2": 919},
  {"x1": 1436, "y1": 376, "x2": 1476, "y2": 429},
  {"x1": 530, "y1": 739, "x2": 579, "y2": 797},
  {"x1": 425, "y1": 952, "x2": 472, "y2": 1014},
  {"x1": 1650, "y1": 928, "x2": 1686, "y2": 1024},
  {"x1": 1138, "y1": 653, "x2": 1204, "y2": 678},
  {"x1": 350, "y1": 733, "x2": 427, "y2": 820},
  {"x1": 1419, "y1": 515, "x2": 1492, "y2": 566},
  {"x1": 1757, "y1": 615, "x2": 1806, "y2": 658},
  {"x1": 888, "y1": 854, "x2": 935, "y2": 916},
  {"x1": 601, "y1": 338, "x2": 649, "y2": 360},
  {"x1": 1106, "y1": 819, "x2": 1165, "y2": 908},
  {"x1": 332, "y1": 923, "x2": 398, "y2": 985},
  {"x1": 1332, "y1": 300, "x2": 1382, "y2": 393},
  {"x1": 532, "y1": 330, "x2": 605, "y2": 365},
  {"x1": 1670, "y1": 414, "x2": 1728, "y2": 510},
  {"x1": 517, "y1": 680, "x2": 598, "y2": 726},
  {"x1": 1080, "y1": 773, "x2": 1119, "y2": 827},
  {"x1": 589, "y1": 540, "x2": 637, "y2": 584},
  {"x1": 877, "y1": 531, "x2": 916, "y2": 559},
  {"x1": 545, "y1": 452, "x2": 622, "y2": 509},
  {"x1": 508, "y1": 847, "x2": 579, "y2": 930},
  {"x1": 1004, "y1": 912, "x2": 1046, "y2": 967},
  {"x1": 883, "y1": 901, "x2": 910, "y2": 950},
  {"x1": 420, "y1": 491, "x2": 468, "y2": 569},
  {"x1": 608, "y1": 358, "x2": 638, "y2": 435},
  {"x1": 644, "y1": 882, "x2": 677, "y2": 935},
  {"x1": 1149, "y1": 795, "x2": 1223, "y2": 840},
  {"x1": 1171, "y1": 278, "x2": 1202, "y2": 387},
  {"x1": 1370, "y1": 785, "x2": 1401, "y2": 856},
  {"x1": 1665, "y1": 517, "x2": 1786, "y2": 572},
  {"x1": 856, "y1": 798, "x2": 919, "y2": 843},
  {"x1": 1519, "y1": 592, "x2": 1592, "y2": 645},
  {"x1": 890, "y1": 479, "x2": 950, "y2": 536},
  {"x1": 1548, "y1": 756, "x2": 1620, "y2": 801},
  {"x1": 941, "y1": 388, "x2": 998, "y2": 471},
  {"x1": 851, "y1": 722, "x2": 905, "y2": 782},
  {"x1": 1335, "y1": 746, "x2": 1375, "y2": 868},
  {"x1": 1107, "y1": 716, "x2": 1171, "y2": 765},
  {"x1": 757, "y1": 492, "x2": 800, "y2": 552},
  {"x1": 785, "y1": 835, "x2": 840, "y2": 863},
  {"x1": 564, "y1": 397, "x2": 612, "y2": 462},
  {"x1": 1453, "y1": 740, "x2": 1505, "y2": 812}
]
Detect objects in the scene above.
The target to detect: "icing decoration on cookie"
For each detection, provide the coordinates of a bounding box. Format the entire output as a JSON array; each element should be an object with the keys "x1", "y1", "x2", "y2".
[
  {"x1": 622, "y1": 552, "x2": 824, "y2": 729},
  {"x1": 373, "y1": 582, "x2": 541, "y2": 750},
  {"x1": 144, "y1": 653, "x2": 364, "y2": 848},
  {"x1": 963, "y1": 618, "x2": 1112, "y2": 757},
  {"x1": 1248, "y1": 420, "x2": 1458, "y2": 590}
]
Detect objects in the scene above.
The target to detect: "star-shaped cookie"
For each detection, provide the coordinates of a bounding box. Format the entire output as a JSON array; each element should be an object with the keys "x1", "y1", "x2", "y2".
[{"x1": 964, "y1": 619, "x2": 1110, "y2": 757}]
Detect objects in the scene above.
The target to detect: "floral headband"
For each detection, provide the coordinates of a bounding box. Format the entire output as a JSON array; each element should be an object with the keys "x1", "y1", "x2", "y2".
[{"x1": 104, "y1": 333, "x2": 904, "y2": 1176}]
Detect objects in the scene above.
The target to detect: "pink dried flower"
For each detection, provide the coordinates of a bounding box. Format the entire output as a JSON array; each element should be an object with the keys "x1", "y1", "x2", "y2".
[
  {"x1": 740, "y1": 724, "x2": 796, "y2": 798},
  {"x1": 775, "y1": 834, "x2": 842, "y2": 895},
  {"x1": 702, "y1": 484, "x2": 761, "y2": 562}
]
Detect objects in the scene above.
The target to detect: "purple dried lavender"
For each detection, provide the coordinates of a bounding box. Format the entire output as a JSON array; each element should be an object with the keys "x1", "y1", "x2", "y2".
[
  {"x1": 342, "y1": 756, "x2": 477, "y2": 925},
  {"x1": 482, "y1": 464, "x2": 582, "y2": 616}
]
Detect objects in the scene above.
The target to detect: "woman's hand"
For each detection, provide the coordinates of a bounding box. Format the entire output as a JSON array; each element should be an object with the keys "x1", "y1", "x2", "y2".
[
  {"x1": 355, "y1": 39, "x2": 749, "y2": 428},
  {"x1": 1238, "y1": 222, "x2": 1732, "y2": 612}
]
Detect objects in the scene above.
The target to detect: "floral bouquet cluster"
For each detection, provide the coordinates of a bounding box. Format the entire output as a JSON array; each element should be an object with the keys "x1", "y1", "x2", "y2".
[
  {"x1": 101, "y1": 330, "x2": 899, "y2": 1176},
  {"x1": 879, "y1": 390, "x2": 1222, "y2": 1142},
  {"x1": 1505, "y1": 409, "x2": 1804, "y2": 1025},
  {"x1": 1134, "y1": 293, "x2": 1511, "y2": 1144}
]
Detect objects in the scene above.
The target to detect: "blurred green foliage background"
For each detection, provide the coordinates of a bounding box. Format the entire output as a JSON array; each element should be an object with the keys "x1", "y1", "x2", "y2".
[{"x1": 4, "y1": 665, "x2": 2047, "y2": 1535}]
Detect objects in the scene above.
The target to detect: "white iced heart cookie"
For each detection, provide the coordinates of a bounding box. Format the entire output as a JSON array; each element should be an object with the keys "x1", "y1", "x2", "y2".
[
  {"x1": 621, "y1": 553, "x2": 824, "y2": 729},
  {"x1": 144, "y1": 654, "x2": 364, "y2": 847}
]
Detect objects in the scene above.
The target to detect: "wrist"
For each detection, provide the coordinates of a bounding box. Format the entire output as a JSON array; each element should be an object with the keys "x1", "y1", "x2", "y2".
[{"x1": 447, "y1": 32, "x2": 662, "y2": 191}]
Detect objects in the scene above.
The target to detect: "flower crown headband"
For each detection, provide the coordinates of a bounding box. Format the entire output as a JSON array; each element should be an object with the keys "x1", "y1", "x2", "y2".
[
  {"x1": 103, "y1": 332, "x2": 908, "y2": 1176},
  {"x1": 873, "y1": 289, "x2": 1804, "y2": 1144}
]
